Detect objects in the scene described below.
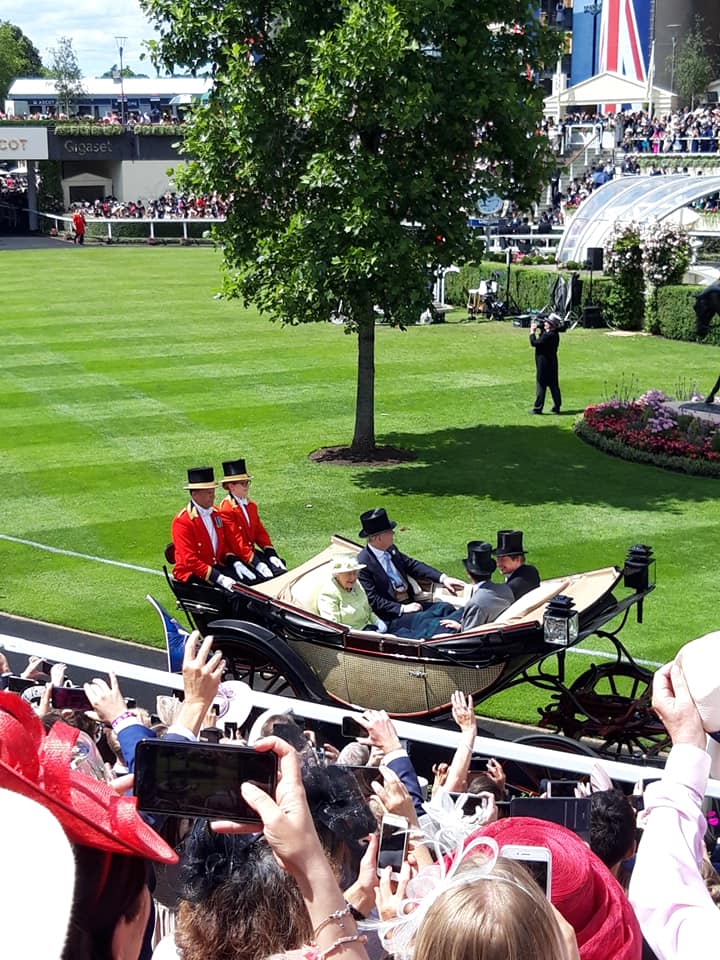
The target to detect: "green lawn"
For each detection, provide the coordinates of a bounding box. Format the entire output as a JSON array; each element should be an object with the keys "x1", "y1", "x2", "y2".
[{"x1": 2, "y1": 246, "x2": 720, "y2": 723}]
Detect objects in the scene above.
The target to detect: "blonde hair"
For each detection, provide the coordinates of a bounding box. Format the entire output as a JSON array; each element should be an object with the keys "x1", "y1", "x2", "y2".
[{"x1": 413, "y1": 858, "x2": 566, "y2": 960}]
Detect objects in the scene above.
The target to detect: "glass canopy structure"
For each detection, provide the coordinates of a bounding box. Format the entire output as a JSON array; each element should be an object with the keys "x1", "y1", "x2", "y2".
[{"x1": 557, "y1": 175, "x2": 720, "y2": 265}]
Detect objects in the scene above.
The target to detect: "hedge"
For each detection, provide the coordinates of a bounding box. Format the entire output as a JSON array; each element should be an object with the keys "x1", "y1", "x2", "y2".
[
  {"x1": 655, "y1": 284, "x2": 720, "y2": 345},
  {"x1": 54, "y1": 124, "x2": 125, "y2": 136},
  {"x1": 84, "y1": 220, "x2": 211, "y2": 240},
  {"x1": 445, "y1": 262, "x2": 611, "y2": 316}
]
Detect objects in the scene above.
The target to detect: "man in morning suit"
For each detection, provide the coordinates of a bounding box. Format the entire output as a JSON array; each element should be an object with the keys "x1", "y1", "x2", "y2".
[
  {"x1": 171, "y1": 466, "x2": 244, "y2": 597},
  {"x1": 493, "y1": 529, "x2": 540, "y2": 601},
  {"x1": 438, "y1": 541, "x2": 515, "y2": 633},
  {"x1": 356, "y1": 507, "x2": 465, "y2": 634},
  {"x1": 218, "y1": 458, "x2": 286, "y2": 583}
]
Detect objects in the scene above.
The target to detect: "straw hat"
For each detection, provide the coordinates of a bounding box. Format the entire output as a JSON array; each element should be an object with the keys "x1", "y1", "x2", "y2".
[{"x1": 330, "y1": 555, "x2": 366, "y2": 576}]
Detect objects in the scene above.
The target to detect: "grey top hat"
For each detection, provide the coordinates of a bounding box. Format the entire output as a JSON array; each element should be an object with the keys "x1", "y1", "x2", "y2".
[
  {"x1": 358, "y1": 508, "x2": 397, "y2": 539},
  {"x1": 493, "y1": 529, "x2": 526, "y2": 557},
  {"x1": 463, "y1": 541, "x2": 496, "y2": 578}
]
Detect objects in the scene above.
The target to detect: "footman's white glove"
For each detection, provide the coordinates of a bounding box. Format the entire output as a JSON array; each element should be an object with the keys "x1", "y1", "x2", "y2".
[
  {"x1": 217, "y1": 574, "x2": 237, "y2": 592},
  {"x1": 255, "y1": 561, "x2": 274, "y2": 579},
  {"x1": 269, "y1": 555, "x2": 286, "y2": 571},
  {"x1": 233, "y1": 561, "x2": 257, "y2": 582}
]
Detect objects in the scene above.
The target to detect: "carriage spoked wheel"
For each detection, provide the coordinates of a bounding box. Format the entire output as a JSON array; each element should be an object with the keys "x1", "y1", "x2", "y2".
[
  {"x1": 559, "y1": 662, "x2": 669, "y2": 761},
  {"x1": 503, "y1": 733, "x2": 599, "y2": 796},
  {"x1": 220, "y1": 641, "x2": 308, "y2": 698}
]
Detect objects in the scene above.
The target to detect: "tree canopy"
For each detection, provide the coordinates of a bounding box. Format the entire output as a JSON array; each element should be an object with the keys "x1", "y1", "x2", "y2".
[
  {"x1": 142, "y1": 0, "x2": 559, "y2": 454},
  {"x1": 48, "y1": 36, "x2": 85, "y2": 116},
  {"x1": 0, "y1": 21, "x2": 43, "y2": 103},
  {"x1": 675, "y1": 17, "x2": 716, "y2": 109}
]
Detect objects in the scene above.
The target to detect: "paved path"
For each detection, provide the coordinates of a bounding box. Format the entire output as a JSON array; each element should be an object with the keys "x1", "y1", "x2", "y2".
[{"x1": 0, "y1": 233, "x2": 65, "y2": 250}]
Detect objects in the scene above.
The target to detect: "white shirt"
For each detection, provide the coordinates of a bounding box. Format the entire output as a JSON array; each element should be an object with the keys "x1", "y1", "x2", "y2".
[{"x1": 195, "y1": 502, "x2": 218, "y2": 552}]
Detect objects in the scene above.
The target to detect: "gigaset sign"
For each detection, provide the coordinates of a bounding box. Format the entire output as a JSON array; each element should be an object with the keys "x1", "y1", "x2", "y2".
[{"x1": 0, "y1": 127, "x2": 49, "y2": 160}]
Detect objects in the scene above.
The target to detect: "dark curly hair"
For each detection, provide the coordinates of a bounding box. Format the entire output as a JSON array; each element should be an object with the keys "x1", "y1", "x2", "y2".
[{"x1": 176, "y1": 822, "x2": 312, "y2": 960}]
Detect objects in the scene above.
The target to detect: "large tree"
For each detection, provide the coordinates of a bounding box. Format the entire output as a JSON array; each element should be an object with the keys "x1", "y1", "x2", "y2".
[
  {"x1": 142, "y1": 0, "x2": 559, "y2": 456},
  {"x1": 0, "y1": 22, "x2": 43, "y2": 103},
  {"x1": 48, "y1": 36, "x2": 85, "y2": 116}
]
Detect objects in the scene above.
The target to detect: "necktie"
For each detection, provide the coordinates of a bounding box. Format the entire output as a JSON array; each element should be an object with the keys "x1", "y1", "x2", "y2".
[{"x1": 382, "y1": 552, "x2": 404, "y2": 588}]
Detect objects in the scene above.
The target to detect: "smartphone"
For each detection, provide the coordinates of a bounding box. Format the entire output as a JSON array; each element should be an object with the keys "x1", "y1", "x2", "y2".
[
  {"x1": 501, "y1": 844, "x2": 552, "y2": 898},
  {"x1": 272, "y1": 721, "x2": 310, "y2": 753},
  {"x1": 377, "y1": 814, "x2": 409, "y2": 880},
  {"x1": 37, "y1": 659, "x2": 55, "y2": 675},
  {"x1": 134, "y1": 739, "x2": 277, "y2": 823},
  {"x1": 541, "y1": 779, "x2": 578, "y2": 798},
  {"x1": 341, "y1": 715, "x2": 367, "y2": 739},
  {"x1": 51, "y1": 685, "x2": 92, "y2": 711},
  {"x1": 448, "y1": 792, "x2": 489, "y2": 817},
  {"x1": 5, "y1": 675, "x2": 39, "y2": 694},
  {"x1": 339, "y1": 765, "x2": 381, "y2": 798},
  {"x1": 509, "y1": 797, "x2": 591, "y2": 841},
  {"x1": 224, "y1": 721, "x2": 239, "y2": 740}
]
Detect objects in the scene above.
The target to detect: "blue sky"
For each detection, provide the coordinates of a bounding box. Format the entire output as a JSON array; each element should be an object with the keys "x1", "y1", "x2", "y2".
[{"x1": 4, "y1": 1, "x2": 163, "y2": 78}]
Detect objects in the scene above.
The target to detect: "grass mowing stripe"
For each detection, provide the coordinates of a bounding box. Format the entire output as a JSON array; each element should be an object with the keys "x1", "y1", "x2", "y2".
[{"x1": 0, "y1": 534, "x2": 162, "y2": 575}]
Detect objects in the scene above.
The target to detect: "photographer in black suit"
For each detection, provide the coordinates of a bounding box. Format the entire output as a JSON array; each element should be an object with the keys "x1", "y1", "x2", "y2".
[
  {"x1": 356, "y1": 508, "x2": 465, "y2": 634},
  {"x1": 529, "y1": 314, "x2": 562, "y2": 415}
]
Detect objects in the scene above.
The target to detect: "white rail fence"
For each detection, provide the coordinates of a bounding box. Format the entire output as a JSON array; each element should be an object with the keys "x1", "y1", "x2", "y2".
[{"x1": 3, "y1": 630, "x2": 719, "y2": 796}]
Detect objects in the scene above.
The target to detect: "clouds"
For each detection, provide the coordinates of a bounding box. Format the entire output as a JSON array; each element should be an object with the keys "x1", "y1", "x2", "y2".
[{"x1": 3, "y1": 1, "x2": 161, "y2": 76}]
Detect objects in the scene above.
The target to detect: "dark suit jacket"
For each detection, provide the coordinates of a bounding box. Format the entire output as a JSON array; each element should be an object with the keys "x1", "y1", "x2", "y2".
[
  {"x1": 462, "y1": 581, "x2": 515, "y2": 630},
  {"x1": 357, "y1": 545, "x2": 443, "y2": 620},
  {"x1": 506, "y1": 563, "x2": 541, "y2": 600}
]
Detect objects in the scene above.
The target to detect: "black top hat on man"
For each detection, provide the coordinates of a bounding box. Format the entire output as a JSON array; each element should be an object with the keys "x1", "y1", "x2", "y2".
[
  {"x1": 358, "y1": 508, "x2": 397, "y2": 539},
  {"x1": 493, "y1": 530, "x2": 527, "y2": 557},
  {"x1": 184, "y1": 466, "x2": 217, "y2": 490},
  {"x1": 222, "y1": 458, "x2": 253, "y2": 482},
  {"x1": 462, "y1": 541, "x2": 497, "y2": 578}
]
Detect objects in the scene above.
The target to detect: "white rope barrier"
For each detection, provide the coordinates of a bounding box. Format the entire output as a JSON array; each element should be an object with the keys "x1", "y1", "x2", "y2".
[{"x1": 3, "y1": 630, "x2": 719, "y2": 796}]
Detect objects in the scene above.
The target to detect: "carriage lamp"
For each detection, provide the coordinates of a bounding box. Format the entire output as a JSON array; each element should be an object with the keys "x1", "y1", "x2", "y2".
[
  {"x1": 543, "y1": 595, "x2": 579, "y2": 647},
  {"x1": 623, "y1": 544, "x2": 655, "y2": 592}
]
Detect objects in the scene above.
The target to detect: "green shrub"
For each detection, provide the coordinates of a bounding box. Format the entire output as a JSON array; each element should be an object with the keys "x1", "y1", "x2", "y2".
[
  {"x1": 131, "y1": 124, "x2": 185, "y2": 136},
  {"x1": 54, "y1": 124, "x2": 125, "y2": 136}
]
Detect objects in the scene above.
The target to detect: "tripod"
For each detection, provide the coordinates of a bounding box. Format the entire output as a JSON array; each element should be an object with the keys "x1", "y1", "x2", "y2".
[{"x1": 502, "y1": 247, "x2": 522, "y2": 317}]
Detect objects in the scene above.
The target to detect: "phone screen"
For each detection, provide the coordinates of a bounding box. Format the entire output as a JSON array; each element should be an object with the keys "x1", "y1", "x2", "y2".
[
  {"x1": 51, "y1": 685, "x2": 92, "y2": 711},
  {"x1": 377, "y1": 817, "x2": 409, "y2": 877},
  {"x1": 544, "y1": 779, "x2": 578, "y2": 798},
  {"x1": 5, "y1": 675, "x2": 39, "y2": 694},
  {"x1": 341, "y1": 716, "x2": 367, "y2": 739},
  {"x1": 448, "y1": 792, "x2": 488, "y2": 817},
  {"x1": 134, "y1": 740, "x2": 277, "y2": 823},
  {"x1": 500, "y1": 845, "x2": 551, "y2": 898},
  {"x1": 509, "y1": 797, "x2": 591, "y2": 841}
]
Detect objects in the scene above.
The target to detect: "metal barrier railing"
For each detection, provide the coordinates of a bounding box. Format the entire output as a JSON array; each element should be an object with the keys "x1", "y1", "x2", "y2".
[{"x1": 3, "y1": 629, "x2": 719, "y2": 795}]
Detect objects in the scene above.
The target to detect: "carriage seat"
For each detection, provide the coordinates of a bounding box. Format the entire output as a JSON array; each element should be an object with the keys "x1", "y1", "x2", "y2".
[{"x1": 494, "y1": 577, "x2": 572, "y2": 626}]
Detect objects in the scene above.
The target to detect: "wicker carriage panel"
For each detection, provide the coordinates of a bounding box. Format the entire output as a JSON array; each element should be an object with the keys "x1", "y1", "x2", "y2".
[{"x1": 288, "y1": 640, "x2": 505, "y2": 714}]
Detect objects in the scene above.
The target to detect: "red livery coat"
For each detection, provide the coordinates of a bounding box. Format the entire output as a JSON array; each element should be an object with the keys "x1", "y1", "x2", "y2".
[
  {"x1": 171, "y1": 504, "x2": 232, "y2": 582},
  {"x1": 218, "y1": 495, "x2": 273, "y2": 565}
]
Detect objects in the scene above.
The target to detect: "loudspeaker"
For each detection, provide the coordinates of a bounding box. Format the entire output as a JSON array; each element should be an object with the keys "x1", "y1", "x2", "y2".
[
  {"x1": 586, "y1": 247, "x2": 604, "y2": 271},
  {"x1": 581, "y1": 306, "x2": 603, "y2": 328},
  {"x1": 512, "y1": 315, "x2": 532, "y2": 328}
]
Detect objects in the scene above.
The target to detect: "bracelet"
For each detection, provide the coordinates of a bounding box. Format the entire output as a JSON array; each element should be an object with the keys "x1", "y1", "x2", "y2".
[
  {"x1": 345, "y1": 902, "x2": 366, "y2": 922},
  {"x1": 313, "y1": 902, "x2": 351, "y2": 939},
  {"x1": 319, "y1": 935, "x2": 367, "y2": 960},
  {"x1": 111, "y1": 711, "x2": 135, "y2": 728}
]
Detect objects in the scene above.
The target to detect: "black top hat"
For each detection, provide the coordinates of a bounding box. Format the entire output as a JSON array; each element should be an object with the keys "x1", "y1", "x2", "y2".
[
  {"x1": 184, "y1": 466, "x2": 217, "y2": 490},
  {"x1": 358, "y1": 508, "x2": 397, "y2": 539},
  {"x1": 493, "y1": 530, "x2": 527, "y2": 558},
  {"x1": 462, "y1": 541, "x2": 496, "y2": 578},
  {"x1": 221, "y1": 458, "x2": 253, "y2": 483}
]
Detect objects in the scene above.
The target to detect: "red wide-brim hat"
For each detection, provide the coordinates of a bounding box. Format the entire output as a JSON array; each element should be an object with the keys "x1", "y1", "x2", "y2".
[
  {"x1": 475, "y1": 818, "x2": 641, "y2": 960},
  {"x1": 0, "y1": 692, "x2": 177, "y2": 864}
]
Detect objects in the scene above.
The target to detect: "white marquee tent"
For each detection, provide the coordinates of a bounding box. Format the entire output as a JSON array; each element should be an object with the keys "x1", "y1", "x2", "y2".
[{"x1": 544, "y1": 70, "x2": 674, "y2": 119}]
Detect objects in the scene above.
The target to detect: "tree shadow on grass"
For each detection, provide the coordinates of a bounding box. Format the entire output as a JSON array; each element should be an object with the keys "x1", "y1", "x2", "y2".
[{"x1": 351, "y1": 423, "x2": 719, "y2": 511}]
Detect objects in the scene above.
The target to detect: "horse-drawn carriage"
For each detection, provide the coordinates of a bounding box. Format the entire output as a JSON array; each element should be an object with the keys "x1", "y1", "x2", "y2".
[{"x1": 163, "y1": 536, "x2": 662, "y2": 763}]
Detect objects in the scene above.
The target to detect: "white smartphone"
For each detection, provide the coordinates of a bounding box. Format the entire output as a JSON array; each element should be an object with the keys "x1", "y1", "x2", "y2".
[
  {"x1": 377, "y1": 813, "x2": 409, "y2": 880},
  {"x1": 500, "y1": 844, "x2": 552, "y2": 898}
]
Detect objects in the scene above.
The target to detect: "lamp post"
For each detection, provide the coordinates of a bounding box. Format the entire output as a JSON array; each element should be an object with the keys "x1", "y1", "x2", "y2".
[
  {"x1": 115, "y1": 36, "x2": 127, "y2": 124},
  {"x1": 583, "y1": 1, "x2": 602, "y2": 78},
  {"x1": 668, "y1": 28, "x2": 680, "y2": 94}
]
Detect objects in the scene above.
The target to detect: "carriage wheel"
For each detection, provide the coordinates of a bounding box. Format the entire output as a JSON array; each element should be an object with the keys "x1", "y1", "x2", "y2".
[
  {"x1": 503, "y1": 733, "x2": 599, "y2": 795},
  {"x1": 561, "y1": 663, "x2": 669, "y2": 760},
  {"x1": 219, "y1": 639, "x2": 310, "y2": 699}
]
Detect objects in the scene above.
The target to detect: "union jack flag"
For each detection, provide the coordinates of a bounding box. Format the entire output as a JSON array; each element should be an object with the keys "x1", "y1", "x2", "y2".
[{"x1": 597, "y1": 0, "x2": 647, "y2": 112}]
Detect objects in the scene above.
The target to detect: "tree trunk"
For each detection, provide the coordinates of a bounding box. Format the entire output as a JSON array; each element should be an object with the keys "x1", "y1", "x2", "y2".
[{"x1": 351, "y1": 317, "x2": 376, "y2": 454}]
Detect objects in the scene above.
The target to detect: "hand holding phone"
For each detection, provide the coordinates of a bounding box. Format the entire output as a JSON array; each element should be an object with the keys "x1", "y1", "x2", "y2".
[{"x1": 341, "y1": 715, "x2": 368, "y2": 739}]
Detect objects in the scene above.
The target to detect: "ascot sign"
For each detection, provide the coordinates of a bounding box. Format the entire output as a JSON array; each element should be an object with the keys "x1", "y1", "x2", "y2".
[{"x1": 0, "y1": 127, "x2": 49, "y2": 160}]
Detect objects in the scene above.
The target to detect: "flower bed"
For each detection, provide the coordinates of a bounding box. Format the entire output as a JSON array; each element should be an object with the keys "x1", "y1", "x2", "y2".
[{"x1": 575, "y1": 390, "x2": 720, "y2": 478}]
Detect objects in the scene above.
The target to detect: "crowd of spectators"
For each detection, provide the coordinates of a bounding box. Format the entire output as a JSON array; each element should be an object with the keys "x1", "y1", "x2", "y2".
[
  {"x1": 1, "y1": 624, "x2": 719, "y2": 960},
  {"x1": 0, "y1": 108, "x2": 185, "y2": 125},
  {"x1": 68, "y1": 192, "x2": 228, "y2": 220}
]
